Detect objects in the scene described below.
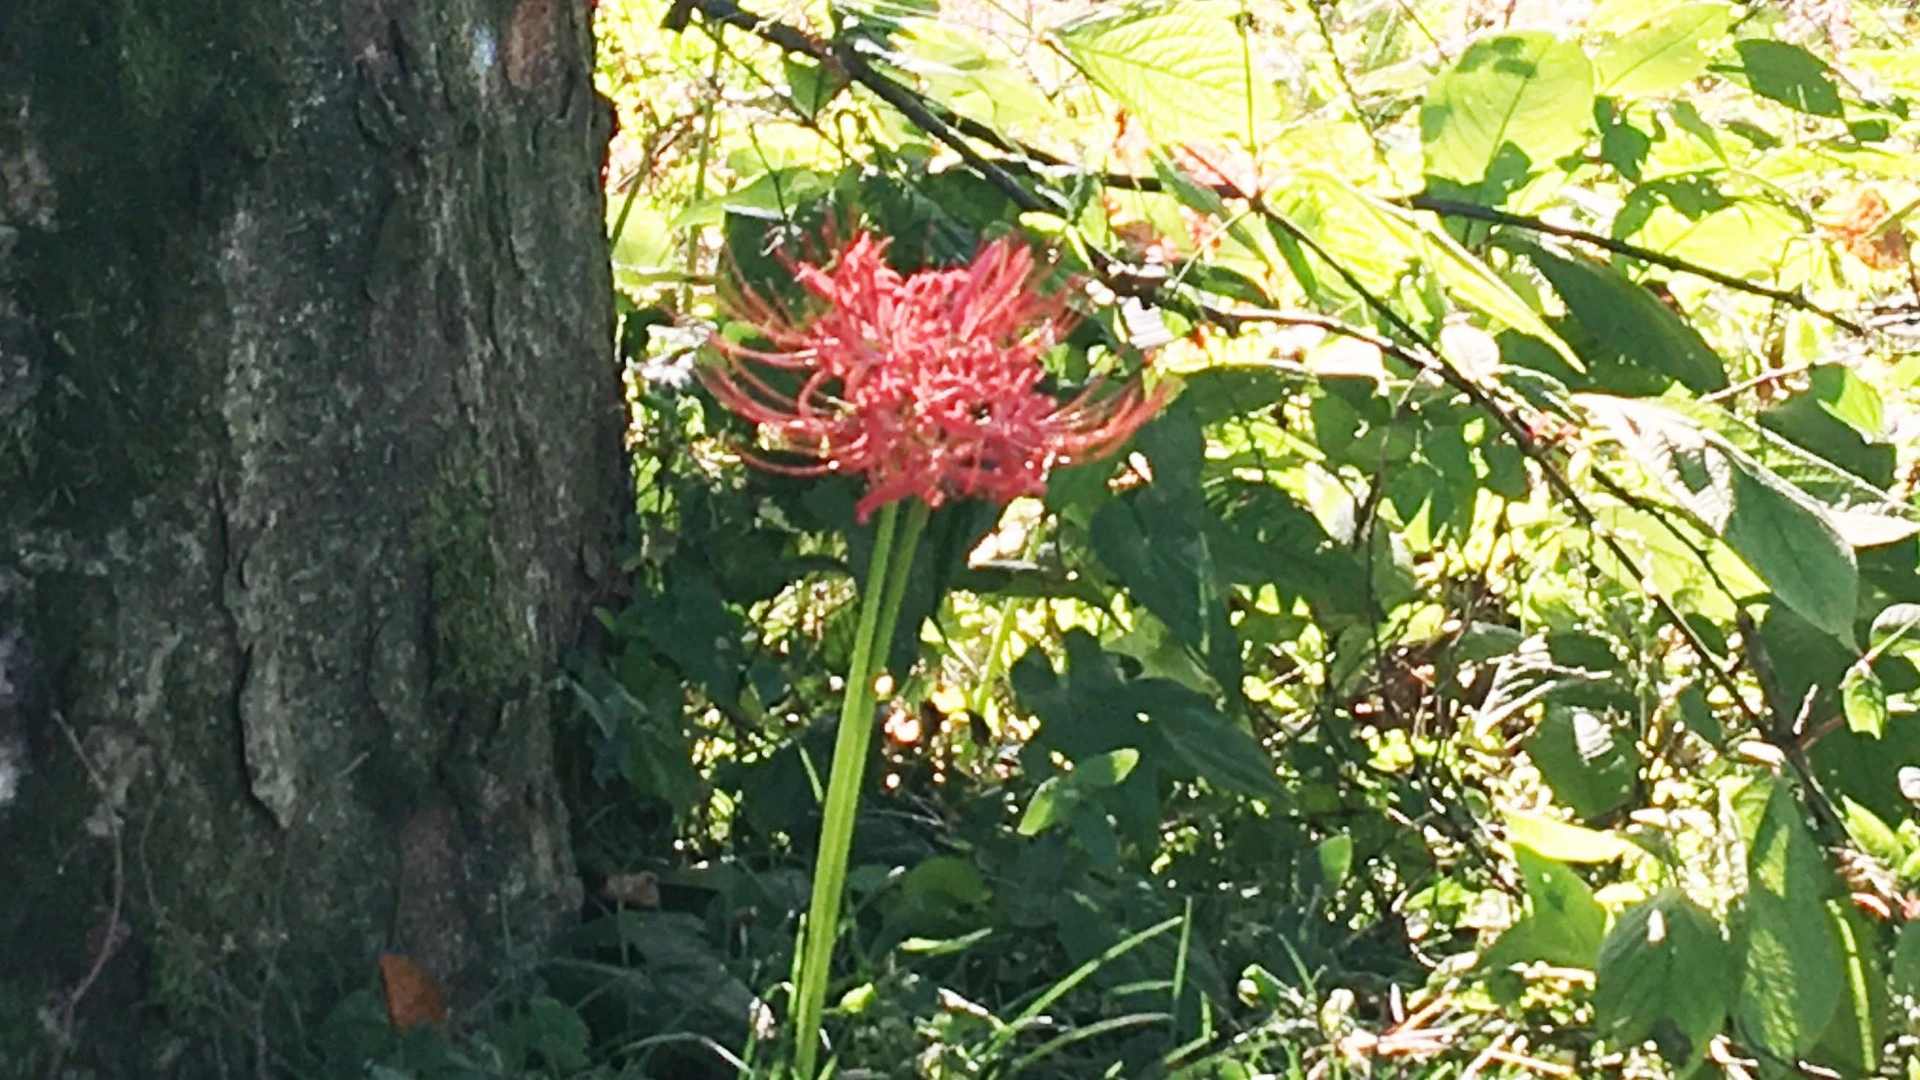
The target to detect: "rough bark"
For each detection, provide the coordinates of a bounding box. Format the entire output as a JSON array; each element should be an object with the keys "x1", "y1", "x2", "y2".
[{"x1": 0, "y1": 0, "x2": 622, "y2": 1073}]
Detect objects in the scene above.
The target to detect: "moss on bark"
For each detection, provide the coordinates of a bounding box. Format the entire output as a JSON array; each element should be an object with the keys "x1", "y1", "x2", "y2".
[{"x1": 0, "y1": 0, "x2": 623, "y2": 1072}]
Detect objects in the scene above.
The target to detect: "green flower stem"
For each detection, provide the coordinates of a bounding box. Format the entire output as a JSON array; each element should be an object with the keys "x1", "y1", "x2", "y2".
[{"x1": 793, "y1": 498, "x2": 930, "y2": 1078}]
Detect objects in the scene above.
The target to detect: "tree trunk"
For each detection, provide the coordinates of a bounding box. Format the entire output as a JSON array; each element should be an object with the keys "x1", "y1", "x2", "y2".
[{"x1": 0, "y1": 0, "x2": 622, "y2": 1073}]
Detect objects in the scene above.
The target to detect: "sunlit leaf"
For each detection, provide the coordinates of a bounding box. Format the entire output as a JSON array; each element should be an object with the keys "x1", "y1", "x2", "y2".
[
  {"x1": 1505, "y1": 811, "x2": 1637, "y2": 863},
  {"x1": 1483, "y1": 846, "x2": 1608, "y2": 969},
  {"x1": 1593, "y1": 3, "x2": 1730, "y2": 97},
  {"x1": 1053, "y1": 4, "x2": 1276, "y2": 142},
  {"x1": 1627, "y1": 200, "x2": 1805, "y2": 283},
  {"x1": 1870, "y1": 603, "x2": 1920, "y2": 659},
  {"x1": 1421, "y1": 32, "x2": 1595, "y2": 199},
  {"x1": 1811, "y1": 902, "x2": 1885, "y2": 1076},
  {"x1": 1810, "y1": 364, "x2": 1885, "y2": 440},
  {"x1": 1841, "y1": 662, "x2": 1887, "y2": 738}
]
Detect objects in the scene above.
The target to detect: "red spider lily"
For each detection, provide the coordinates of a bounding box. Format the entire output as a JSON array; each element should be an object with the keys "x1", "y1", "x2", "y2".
[{"x1": 700, "y1": 232, "x2": 1166, "y2": 521}]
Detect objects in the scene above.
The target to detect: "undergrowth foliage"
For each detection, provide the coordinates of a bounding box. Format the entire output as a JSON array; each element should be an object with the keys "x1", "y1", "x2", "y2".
[{"x1": 325, "y1": 0, "x2": 1920, "y2": 1076}]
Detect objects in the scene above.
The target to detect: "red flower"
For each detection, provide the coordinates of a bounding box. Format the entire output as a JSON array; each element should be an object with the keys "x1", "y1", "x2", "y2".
[{"x1": 700, "y1": 232, "x2": 1166, "y2": 521}]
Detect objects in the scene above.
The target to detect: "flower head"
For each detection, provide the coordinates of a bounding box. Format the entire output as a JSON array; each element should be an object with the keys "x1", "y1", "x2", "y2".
[{"x1": 700, "y1": 232, "x2": 1166, "y2": 521}]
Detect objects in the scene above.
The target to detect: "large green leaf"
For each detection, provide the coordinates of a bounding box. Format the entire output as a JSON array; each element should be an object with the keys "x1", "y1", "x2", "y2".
[
  {"x1": 1012, "y1": 634, "x2": 1277, "y2": 800},
  {"x1": 1593, "y1": 4, "x2": 1731, "y2": 98},
  {"x1": 1727, "y1": 39, "x2": 1845, "y2": 118},
  {"x1": 1421, "y1": 32, "x2": 1595, "y2": 198},
  {"x1": 1481, "y1": 845, "x2": 1608, "y2": 969},
  {"x1": 1090, "y1": 412, "x2": 1242, "y2": 691},
  {"x1": 1505, "y1": 812, "x2": 1637, "y2": 863},
  {"x1": 1627, "y1": 200, "x2": 1805, "y2": 283},
  {"x1": 1734, "y1": 779, "x2": 1846, "y2": 1061},
  {"x1": 1521, "y1": 241, "x2": 1727, "y2": 391},
  {"x1": 1581, "y1": 395, "x2": 1859, "y2": 642},
  {"x1": 894, "y1": 19, "x2": 1059, "y2": 137},
  {"x1": 1595, "y1": 890, "x2": 1732, "y2": 1070},
  {"x1": 1810, "y1": 901, "x2": 1886, "y2": 1077},
  {"x1": 1720, "y1": 458, "x2": 1858, "y2": 644},
  {"x1": 1018, "y1": 749, "x2": 1142, "y2": 836},
  {"x1": 1526, "y1": 704, "x2": 1641, "y2": 819},
  {"x1": 1053, "y1": 4, "x2": 1276, "y2": 142},
  {"x1": 1131, "y1": 681, "x2": 1283, "y2": 800},
  {"x1": 1681, "y1": 403, "x2": 1919, "y2": 548}
]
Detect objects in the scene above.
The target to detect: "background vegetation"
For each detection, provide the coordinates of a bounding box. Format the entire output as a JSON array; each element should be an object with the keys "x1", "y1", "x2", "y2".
[{"x1": 321, "y1": 0, "x2": 1920, "y2": 1076}]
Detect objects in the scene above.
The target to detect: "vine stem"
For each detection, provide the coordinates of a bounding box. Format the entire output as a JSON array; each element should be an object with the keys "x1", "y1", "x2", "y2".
[{"x1": 792, "y1": 498, "x2": 930, "y2": 1078}]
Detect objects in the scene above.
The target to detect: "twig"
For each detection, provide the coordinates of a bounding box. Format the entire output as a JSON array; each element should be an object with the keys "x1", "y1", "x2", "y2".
[
  {"x1": 669, "y1": 0, "x2": 1067, "y2": 219},
  {"x1": 1403, "y1": 195, "x2": 1869, "y2": 336},
  {"x1": 1701, "y1": 363, "x2": 1812, "y2": 404}
]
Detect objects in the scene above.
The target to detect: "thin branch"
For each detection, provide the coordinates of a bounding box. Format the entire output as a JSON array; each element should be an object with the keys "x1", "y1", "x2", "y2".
[
  {"x1": 1404, "y1": 195, "x2": 1869, "y2": 336},
  {"x1": 1701, "y1": 362, "x2": 1811, "y2": 404},
  {"x1": 670, "y1": 0, "x2": 1068, "y2": 219}
]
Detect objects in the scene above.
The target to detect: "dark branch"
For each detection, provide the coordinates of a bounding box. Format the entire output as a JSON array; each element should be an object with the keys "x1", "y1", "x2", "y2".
[{"x1": 1404, "y1": 194, "x2": 1868, "y2": 336}]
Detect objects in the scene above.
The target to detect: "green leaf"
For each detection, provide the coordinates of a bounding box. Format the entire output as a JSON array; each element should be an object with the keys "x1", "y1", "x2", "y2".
[
  {"x1": 519, "y1": 996, "x2": 591, "y2": 1071},
  {"x1": 1735, "y1": 779, "x2": 1846, "y2": 1060},
  {"x1": 782, "y1": 56, "x2": 847, "y2": 118},
  {"x1": 1413, "y1": 216, "x2": 1583, "y2": 369},
  {"x1": 898, "y1": 855, "x2": 993, "y2": 908},
  {"x1": 1053, "y1": 5, "x2": 1276, "y2": 142},
  {"x1": 1316, "y1": 834, "x2": 1355, "y2": 886},
  {"x1": 1421, "y1": 32, "x2": 1595, "y2": 198},
  {"x1": 1521, "y1": 241, "x2": 1727, "y2": 391},
  {"x1": 1595, "y1": 890, "x2": 1732, "y2": 1071},
  {"x1": 1593, "y1": 3, "x2": 1731, "y2": 97},
  {"x1": 1133, "y1": 681, "x2": 1282, "y2": 799},
  {"x1": 1681, "y1": 403, "x2": 1919, "y2": 548},
  {"x1": 642, "y1": 571, "x2": 746, "y2": 703},
  {"x1": 1078, "y1": 747, "x2": 1142, "y2": 788},
  {"x1": 1627, "y1": 199, "x2": 1803, "y2": 283},
  {"x1": 1842, "y1": 662, "x2": 1888, "y2": 738},
  {"x1": 1810, "y1": 364, "x2": 1885, "y2": 440},
  {"x1": 1018, "y1": 776, "x2": 1075, "y2": 836},
  {"x1": 1505, "y1": 811, "x2": 1638, "y2": 863},
  {"x1": 1721, "y1": 457, "x2": 1858, "y2": 644},
  {"x1": 1729, "y1": 39, "x2": 1845, "y2": 118},
  {"x1": 1176, "y1": 365, "x2": 1305, "y2": 426},
  {"x1": 1483, "y1": 846, "x2": 1608, "y2": 969},
  {"x1": 1839, "y1": 797, "x2": 1903, "y2": 866},
  {"x1": 1526, "y1": 704, "x2": 1641, "y2": 819},
  {"x1": 1892, "y1": 922, "x2": 1920, "y2": 998},
  {"x1": 1812, "y1": 901, "x2": 1885, "y2": 1077},
  {"x1": 1303, "y1": 172, "x2": 1580, "y2": 365},
  {"x1": 1581, "y1": 395, "x2": 1859, "y2": 642},
  {"x1": 896, "y1": 19, "x2": 1058, "y2": 136},
  {"x1": 1090, "y1": 414, "x2": 1242, "y2": 691},
  {"x1": 1870, "y1": 603, "x2": 1920, "y2": 659}
]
